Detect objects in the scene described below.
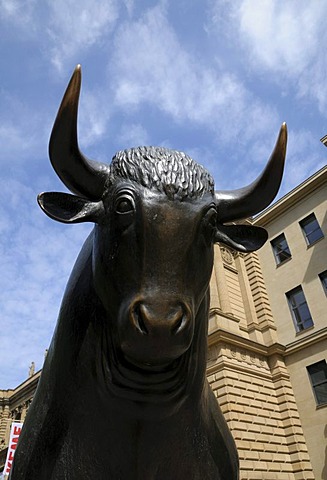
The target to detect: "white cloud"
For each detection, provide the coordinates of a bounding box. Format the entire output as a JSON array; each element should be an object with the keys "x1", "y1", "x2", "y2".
[
  {"x1": 1, "y1": 0, "x2": 120, "y2": 72},
  {"x1": 117, "y1": 123, "x2": 149, "y2": 147},
  {"x1": 47, "y1": 0, "x2": 119, "y2": 72},
  {"x1": 237, "y1": 1, "x2": 321, "y2": 75},
  {"x1": 282, "y1": 128, "x2": 326, "y2": 194},
  {"x1": 0, "y1": 0, "x2": 37, "y2": 27},
  {"x1": 0, "y1": 92, "x2": 50, "y2": 163},
  {"x1": 0, "y1": 178, "x2": 91, "y2": 387},
  {"x1": 111, "y1": 4, "x2": 279, "y2": 145},
  {"x1": 78, "y1": 88, "x2": 112, "y2": 149},
  {"x1": 208, "y1": 0, "x2": 327, "y2": 112},
  {"x1": 122, "y1": 0, "x2": 134, "y2": 17}
]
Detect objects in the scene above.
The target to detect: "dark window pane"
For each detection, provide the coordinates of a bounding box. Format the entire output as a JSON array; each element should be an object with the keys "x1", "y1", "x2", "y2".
[
  {"x1": 319, "y1": 271, "x2": 327, "y2": 294},
  {"x1": 302, "y1": 317, "x2": 314, "y2": 329},
  {"x1": 300, "y1": 213, "x2": 324, "y2": 245},
  {"x1": 290, "y1": 289, "x2": 305, "y2": 307},
  {"x1": 271, "y1": 233, "x2": 291, "y2": 265},
  {"x1": 311, "y1": 369, "x2": 327, "y2": 384},
  {"x1": 279, "y1": 250, "x2": 291, "y2": 262},
  {"x1": 315, "y1": 384, "x2": 327, "y2": 404},
  {"x1": 297, "y1": 304, "x2": 312, "y2": 322},
  {"x1": 307, "y1": 361, "x2": 327, "y2": 406},
  {"x1": 307, "y1": 228, "x2": 323, "y2": 244},
  {"x1": 308, "y1": 362, "x2": 327, "y2": 384},
  {"x1": 286, "y1": 286, "x2": 314, "y2": 332}
]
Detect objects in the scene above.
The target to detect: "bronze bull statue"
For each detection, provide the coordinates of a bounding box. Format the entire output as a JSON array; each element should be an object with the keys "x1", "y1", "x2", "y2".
[{"x1": 10, "y1": 66, "x2": 287, "y2": 479}]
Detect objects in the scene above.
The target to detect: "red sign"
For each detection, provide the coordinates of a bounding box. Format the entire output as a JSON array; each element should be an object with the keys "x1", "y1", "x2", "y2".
[{"x1": 3, "y1": 422, "x2": 23, "y2": 476}]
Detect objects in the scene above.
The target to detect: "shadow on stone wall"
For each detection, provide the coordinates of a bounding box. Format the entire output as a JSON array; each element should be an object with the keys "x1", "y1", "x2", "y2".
[{"x1": 322, "y1": 423, "x2": 327, "y2": 480}]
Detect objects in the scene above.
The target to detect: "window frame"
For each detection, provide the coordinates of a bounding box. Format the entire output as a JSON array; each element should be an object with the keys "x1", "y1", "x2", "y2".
[
  {"x1": 307, "y1": 360, "x2": 327, "y2": 407},
  {"x1": 270, "y1": 233, "x2": 292, "y2": 266},
  {"x1": 299, "y1": 213, "x2": 324, "y2": 246},
  {"x1": 319, "y1": 270, "x2": 327, "y2": 295},
  {"x1": 286, "y1": 285, "x2": 314, "y2": 333}
]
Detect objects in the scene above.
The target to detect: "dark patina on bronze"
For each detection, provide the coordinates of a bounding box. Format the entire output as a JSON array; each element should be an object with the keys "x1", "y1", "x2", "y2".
[{"x1": 10, "y1": 66, "x2": 287, "y2": 480}]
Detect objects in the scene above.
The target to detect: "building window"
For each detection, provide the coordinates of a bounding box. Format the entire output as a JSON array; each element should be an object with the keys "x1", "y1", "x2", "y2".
[
  {"x1": 300, "y1": 213, "x2": 324, "y2": 246},
  {"x1": 307, "y1": 361, "x2": 327, "y2": 406},
  {"x1": 286, "y1": 286, "x2": 314, "y2": 332},
  {"x1": 271, "y1": 233, "x2": 291, "y2": 265},
  {"x1": 319, "y1": 271, "x2": 327, "y2": 295}
]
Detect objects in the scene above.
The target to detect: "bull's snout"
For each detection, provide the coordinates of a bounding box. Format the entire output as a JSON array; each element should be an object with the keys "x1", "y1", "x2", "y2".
[
  {"x1": 119, "y1": 298, "x2": 194, "y2": 367},
  {"x1": 130, "y1": 300, "x2": 191, "y2": 336}
]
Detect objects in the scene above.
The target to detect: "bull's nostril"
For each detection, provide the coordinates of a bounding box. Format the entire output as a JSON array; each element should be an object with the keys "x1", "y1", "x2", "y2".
[
  {"x1": 130, "y1": 300, "x2": 191, "y2": 336},
  {"x1": 132, "y1": 304, "x2": 148, "y2": 335},
  {"x1": 171, "y1": 307, "x2": 187, "y2": 335}
]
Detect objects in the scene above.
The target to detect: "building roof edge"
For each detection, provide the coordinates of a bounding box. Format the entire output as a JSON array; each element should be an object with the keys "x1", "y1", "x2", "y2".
[{"x1": 253, "y1": 166, "x2": 327, "y2": 226}]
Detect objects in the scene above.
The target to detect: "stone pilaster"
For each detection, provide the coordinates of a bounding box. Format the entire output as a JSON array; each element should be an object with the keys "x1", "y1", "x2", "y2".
[
  {"x1": 207, "y1": 338, "x2": 315, "y2": 479},
  {"x1": 244, "y1": 252, "x2": 278, "y2": 345},
  {"x1": 269, "y1": 354, "x2": 315, "y2": 479}
]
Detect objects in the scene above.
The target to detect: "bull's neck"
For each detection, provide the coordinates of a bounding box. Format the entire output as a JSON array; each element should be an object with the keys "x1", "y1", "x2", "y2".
[{"x1": 40, "y1": 232, "x2": 211, "y2": 421}]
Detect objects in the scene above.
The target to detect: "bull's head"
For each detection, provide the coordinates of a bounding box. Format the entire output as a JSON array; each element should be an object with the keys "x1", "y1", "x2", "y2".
[{"x1": 38, "y1": 66, "x2": 287, "y2": 407}]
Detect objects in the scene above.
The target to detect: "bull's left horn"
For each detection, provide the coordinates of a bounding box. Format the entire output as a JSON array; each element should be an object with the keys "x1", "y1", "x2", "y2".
[
  {"x1": 215, "y1": 123, "x2": 287, "y2": 223},
  {"x1": 49, "y1": 65, "x2": 110, "y2": 200}
]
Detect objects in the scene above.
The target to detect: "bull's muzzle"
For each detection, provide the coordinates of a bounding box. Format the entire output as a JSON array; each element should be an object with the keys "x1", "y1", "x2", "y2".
[
  {"x1": 130, "y1": 301, "x2": 190, "y2": 336},
  {"x1": 118, "y1": 297, "x2": 194, "y2": 367}
]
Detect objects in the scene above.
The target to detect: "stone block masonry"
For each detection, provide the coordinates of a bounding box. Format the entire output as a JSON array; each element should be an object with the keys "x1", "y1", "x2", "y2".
[{"x1": 207, "y1": 342, "x2": 315, "y2": 479}]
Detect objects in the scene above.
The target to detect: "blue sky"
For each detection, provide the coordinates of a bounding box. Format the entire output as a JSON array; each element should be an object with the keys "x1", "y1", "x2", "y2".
[{"x1": 1, "y1": 0, "x2": 326, "y2": 388}]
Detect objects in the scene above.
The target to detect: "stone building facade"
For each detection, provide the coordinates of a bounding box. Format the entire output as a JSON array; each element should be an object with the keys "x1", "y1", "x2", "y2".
[
  {"x1": 0, "y1": 371, "x2": 40, "y2": 473},
  {"x1": 253, "y1": 166, "x2": 327, "y2": 480},
  {"x1": 1, "y1": 168, "x2": 325, "y2": 479},
  {"x1": 207, "y1": 244, "x2": 315, "y2": 479}
]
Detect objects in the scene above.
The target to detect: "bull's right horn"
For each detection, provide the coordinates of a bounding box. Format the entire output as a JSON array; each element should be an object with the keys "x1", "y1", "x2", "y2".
[
  {"x1": 49, "y1": 65, "x2": 110, "y2": 200},
  {"x1": 215, "y1": 123, "x2": 287, "y2": 223}
]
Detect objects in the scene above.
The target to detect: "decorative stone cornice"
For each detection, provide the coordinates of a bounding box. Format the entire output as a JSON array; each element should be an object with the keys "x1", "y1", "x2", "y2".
[
  {"x1": 208, "y1": 328, "x2": 285, "y2": 357},
  {"x1": 1, "y1": 371, "x2": 41, "y2": 410},
  {"x1": 285, "y1": 326, "x2": 327, "y2": 356}
]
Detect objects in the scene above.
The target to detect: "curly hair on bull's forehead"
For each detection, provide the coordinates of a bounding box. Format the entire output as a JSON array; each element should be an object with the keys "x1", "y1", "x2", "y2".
[{"x1": 108, "y1": 146, "x2": 215, "y2": 200}]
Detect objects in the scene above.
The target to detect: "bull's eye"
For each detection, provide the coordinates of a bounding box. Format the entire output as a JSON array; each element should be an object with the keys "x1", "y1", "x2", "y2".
[{"x1": 115, "y1": 196, "x2": 135, "y2": 214}]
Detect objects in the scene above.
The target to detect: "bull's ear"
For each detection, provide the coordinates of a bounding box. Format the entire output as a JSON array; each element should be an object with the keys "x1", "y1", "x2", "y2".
[
  {"x1": 37, "y1": 192, "x2": 104, "y2": 224},
  {"x1": 214, "y1": 224, "x2": 268, "y2": 253}
]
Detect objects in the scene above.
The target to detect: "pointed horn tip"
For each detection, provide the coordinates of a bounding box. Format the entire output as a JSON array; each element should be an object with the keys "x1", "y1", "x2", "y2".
[
  {"x1": 70, "y1": 64, "x2": 81, "y2": 85},
  {"x1": 281, "y1": 122, "x2": 287, "y2": 137},
  {"x1": 74, "y1": 64, "x2": 82, "y2": 77},
  {"x1": 56, "y1": 65, "x2": 82, "y2": 114},
  {"x1": 278, "y1": 122, "x2": 288, "y2": 147}
]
